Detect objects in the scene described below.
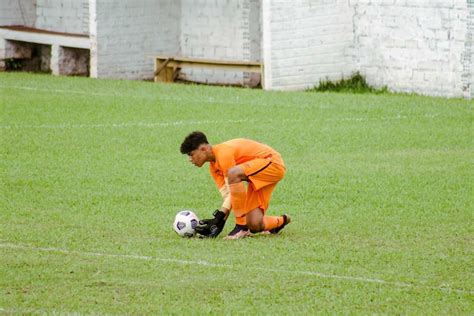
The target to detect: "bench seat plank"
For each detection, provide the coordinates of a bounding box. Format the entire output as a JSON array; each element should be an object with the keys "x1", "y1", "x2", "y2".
[{"x1": 154, "y1": 55, "x2": 263, "y2": 84}]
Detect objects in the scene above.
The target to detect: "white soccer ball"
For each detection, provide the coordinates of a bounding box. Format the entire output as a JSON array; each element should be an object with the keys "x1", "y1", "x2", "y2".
[{"x1": 173, "y1": 210, "x2": 199, "y2": 237}]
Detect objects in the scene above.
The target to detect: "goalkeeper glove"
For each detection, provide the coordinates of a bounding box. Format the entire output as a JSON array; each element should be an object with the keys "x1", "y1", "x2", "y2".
[{"x1": 195, "y1": 210, "x2": 226, "y2": 238}]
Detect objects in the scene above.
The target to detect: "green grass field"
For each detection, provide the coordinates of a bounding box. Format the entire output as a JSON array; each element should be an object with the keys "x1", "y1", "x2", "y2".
[{"x1": 1, "y1": 72, "x2": 473, "y2": 314}]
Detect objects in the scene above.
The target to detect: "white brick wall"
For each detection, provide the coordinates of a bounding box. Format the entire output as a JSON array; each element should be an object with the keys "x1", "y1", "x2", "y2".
[
  {"x1": 464, "y1": 1, "x2": 473, "y2": 98},
  {"x1": 179, "y1": 0, "x2": 261, "y2": 85},
  {"x1": 90, "y1": 0, "x2": 180, "y2": 80},
  {"x1": 1, "y1": 0, "x2": 471, "y2": 97},
  {"x1": 351, "y1": 0, "x2": 470, "y2": 98},
  {"x1": 0, "y1": 0, "x2": 88, "y2": 34},
  {"x1": 0, "y1": 0, "x2": 36, "y2": 26},
  {"x1": 262, "y1": 0, "x2": 354, "y2": 90},
  {"x1": 35, "y1": 0, "x2": 89, "y2": 34},
  {"x1": 264, "y1": 0, "x2": 472, "y2": 97},
  {"x1": 90, "y1": 0, "x2": 261, "y2": 83}
]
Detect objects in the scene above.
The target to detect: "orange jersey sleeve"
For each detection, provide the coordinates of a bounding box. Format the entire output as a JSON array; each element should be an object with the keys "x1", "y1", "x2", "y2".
[
  {"x1": 209, "y1": 138, "x2": 284, "y2": 189},
  {"x1": 209, "y1": 164, "x2": 226, "y2": 189},
  {"x1": 209, "y1": 143, "x2": 235, "y2": 189}
]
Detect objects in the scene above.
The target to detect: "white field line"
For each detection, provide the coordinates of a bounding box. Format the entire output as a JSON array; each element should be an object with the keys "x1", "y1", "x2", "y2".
[
  {"x1": 0, "y1": 84, "x2": 193, "y2": 101},
  {"x1": 0, "y1": 84, "x2": 448, "y2": 114},
  {"x1": 0, "y1": 84, "x2": 441, "y2": 125},
  {"x1": 0, "y1": 306, "x2": 80, "y2": 315},
  {"x1": 0, "y1": 85, "x2": 116, "y2": 97},
  {"x1": 0, "y1": 84, "x2": 439, "y2": 129},
  {"x1": 0, "y1": 119, "x2": 260, "y2": 129},
  {"x1": 0, "y1": 115, "x2": 438, "y2": 130},
  {"x1": 1, "y1": 242, "x2": 472, "y2": 295}
]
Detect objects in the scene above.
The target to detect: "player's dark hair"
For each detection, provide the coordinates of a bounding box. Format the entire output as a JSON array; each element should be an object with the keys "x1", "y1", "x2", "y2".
[{"x1": 180, "y1": 131, "x2": 209, "y2": 154}]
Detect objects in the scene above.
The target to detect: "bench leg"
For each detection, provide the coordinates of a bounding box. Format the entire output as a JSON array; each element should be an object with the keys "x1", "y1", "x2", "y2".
[
  {"x1": 154, "y1": 58, "x2": 175, "y2": 82},
  {"x1": 172, "y1": 67, "x2": 180, "y2": 81}
]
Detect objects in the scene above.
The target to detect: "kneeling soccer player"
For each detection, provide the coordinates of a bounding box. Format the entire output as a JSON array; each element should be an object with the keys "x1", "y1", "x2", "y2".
[{"x1": 180, "y1": 131, "x2": 291, "y2": 240}]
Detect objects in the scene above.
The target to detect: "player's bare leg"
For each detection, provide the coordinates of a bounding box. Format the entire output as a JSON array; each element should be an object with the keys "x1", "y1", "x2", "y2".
[
  {"x1": 246, "y1": 208, "x2": 290, "y2": 234},
  {"x1": 224, "y1": 165, "x2": 290, "y2": 240},
  {"x1": 224, "y1": 166, "x2": 251, "y2": 240}
]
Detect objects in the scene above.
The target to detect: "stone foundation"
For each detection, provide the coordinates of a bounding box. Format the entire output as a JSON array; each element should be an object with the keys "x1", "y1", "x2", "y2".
[{"x1": 0, "y1": 39, "x2": 89, "y2": 75}]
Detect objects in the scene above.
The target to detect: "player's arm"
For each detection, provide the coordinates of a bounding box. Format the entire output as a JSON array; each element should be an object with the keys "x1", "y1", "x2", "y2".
[
  {"x1": 195, "y1": 167, "x2": 228, "y2": 237},
  {"x1": 195, "y1": 150, "x2": 235, "y2": 237},
  {"x1": 210, "y1": 164, "x2": 232, "y2": 218},
  {"x1": 218, "y1": 179, "x2": 231, "y2": 218}
]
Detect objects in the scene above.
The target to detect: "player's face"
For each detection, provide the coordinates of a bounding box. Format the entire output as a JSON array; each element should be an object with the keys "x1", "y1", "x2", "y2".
[{"x1": 188, "y1": 145, "x2": 207, "y2": 167}]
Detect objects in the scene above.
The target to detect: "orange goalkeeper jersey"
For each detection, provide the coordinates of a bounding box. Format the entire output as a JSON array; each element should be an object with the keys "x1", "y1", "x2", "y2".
[{"x1": 209, "y1": 138, "x2": 284, "y2": 188}]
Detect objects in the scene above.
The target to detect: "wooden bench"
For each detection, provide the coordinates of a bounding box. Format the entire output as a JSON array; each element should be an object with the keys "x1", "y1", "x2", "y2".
[
  {"x1": 0, "y1": 25, "x2": 90, "y2": 75},
  {"x1": 154, "y1": 55, "x2": 263, "y2": 86}
]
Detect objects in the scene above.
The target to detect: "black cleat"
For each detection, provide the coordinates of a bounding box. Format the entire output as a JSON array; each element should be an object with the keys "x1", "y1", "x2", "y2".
[{"x1": 269, "y1": 214, "x2": 291, "y2": 234}]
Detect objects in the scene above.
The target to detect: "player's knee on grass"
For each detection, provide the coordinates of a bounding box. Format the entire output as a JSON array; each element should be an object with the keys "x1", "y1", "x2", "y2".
[
  {"x1": 246, "y1": 210, "x2": 264, "y2": 233},
  {"x1": 248, "y1": 222, "x2": 263, "y2": 233}
]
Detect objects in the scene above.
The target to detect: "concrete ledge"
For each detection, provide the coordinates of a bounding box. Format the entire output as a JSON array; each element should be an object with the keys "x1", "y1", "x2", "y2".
[{"x1": 0, "y1": 26, "x2": 90, "y2": 49}]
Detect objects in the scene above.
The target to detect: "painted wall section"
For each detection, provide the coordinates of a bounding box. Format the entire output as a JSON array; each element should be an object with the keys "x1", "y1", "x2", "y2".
[
  {"x1": 264, "y1": 0, "x2": 472, "y2": 97},
  {"x1": 35, "y1": 0, "x2": 89, "y2": 34},
  {"x1": 464, "y1": 1, "x2": 474, "y2": 98},
  {"x1": 90, "y1": 0, "x2": 180, "y2": 80},
  {"x1": 0, "y1": 0, "x2": 36, "y2": 26},
  {"x1": 179, "y1": 0, "x2": 261, "y2": 85},
  {"x1": 262, "y1": 0, "x2": 354, "y2": 90},
  {"x1": 351, "y1": 0, "x2": 471, "y2": 98}
]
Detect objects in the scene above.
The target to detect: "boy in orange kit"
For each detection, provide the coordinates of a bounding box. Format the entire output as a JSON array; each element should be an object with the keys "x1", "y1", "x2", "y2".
[{"x1": 180, "y1": 131, "x2": 291, "y2": 239}]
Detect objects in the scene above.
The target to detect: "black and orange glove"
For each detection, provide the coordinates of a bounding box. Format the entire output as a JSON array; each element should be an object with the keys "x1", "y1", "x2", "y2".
[{"x1": 195, "y1": 210, "x2": 226, "y2": 238}]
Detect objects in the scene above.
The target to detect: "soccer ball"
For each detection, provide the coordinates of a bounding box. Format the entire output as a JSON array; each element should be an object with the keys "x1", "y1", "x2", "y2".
[{"x1": 173, "y1": 210, "x2": 199, "y2": 237}]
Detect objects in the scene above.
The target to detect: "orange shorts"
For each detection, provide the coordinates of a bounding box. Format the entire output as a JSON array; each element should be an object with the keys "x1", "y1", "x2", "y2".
[{"x1": 238, "y1": 158, "x2": 286, "y2": 213}]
